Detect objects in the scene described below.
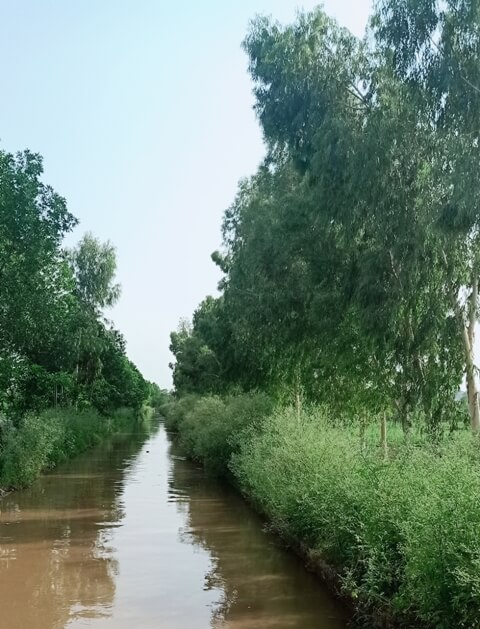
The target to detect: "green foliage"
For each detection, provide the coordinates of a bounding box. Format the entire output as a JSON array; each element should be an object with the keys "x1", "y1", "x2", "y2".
[
  {"x1": 0, "y1": 146, "x2": 152, "y2": 486},
  {"x1": 165, "y1": 4, "x2": 480, "y2": 626},
  {"x1": 169, "y1": 5, "x2": 475, "y2": 429},
  {"x1": 163, "y1": 393, "x2": 201, "y2": 432},
  {"x1": 164, "y1": 392, "x2": 274, "y2": 474},
  {"x1": 0, "y1": 407, "x2": 137, "y2": 489},
  {"x1": 169, "y1": 394, "x2": 480, "y2": 627},
  {"x1": 147, "y1": 382, "x2": 170, "y2": 413},
  {"x1": 0, "y1": 146, "x2": 150, "y2": 431},
  {"x1": 370, "y1": 0, "x2": 480, "y2": 430},
  {"x1": 68, "y1": 232, "x2": 121, "y2": 311},
  {"x1": 233, "y1": 411, "x2": 480, "y2": 627},
  {"x1": 169, "y1": 297, "x2": 234, "y2": 397},
  {"x1": 0, "y1": 149, "x2": 77, "y2": 415}
]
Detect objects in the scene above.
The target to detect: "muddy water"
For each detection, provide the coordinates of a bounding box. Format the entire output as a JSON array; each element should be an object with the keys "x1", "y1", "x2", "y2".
[{"x1": 0, "y1": 422, "x2": 347, "y2": 629}]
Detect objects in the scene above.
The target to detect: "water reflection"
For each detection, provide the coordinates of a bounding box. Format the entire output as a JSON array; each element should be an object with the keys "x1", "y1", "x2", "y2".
[
  {"x1": 0, "y1": 423, "x2": 346, "y2": 629},
  {"x1": 0, "y1": 427, "x2": 151, "y2": 629},
  {"x1": 167, "y1": 438, "x2": 347, "y2": 629}
]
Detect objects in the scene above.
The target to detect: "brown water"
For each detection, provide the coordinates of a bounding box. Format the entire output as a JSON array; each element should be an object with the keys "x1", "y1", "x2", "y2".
[{"x1": 0, "y1": 422, "x2": 347, "y2": 629}]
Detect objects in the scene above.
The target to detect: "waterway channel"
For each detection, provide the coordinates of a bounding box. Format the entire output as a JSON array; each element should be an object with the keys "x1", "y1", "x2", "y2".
[{"x1": 0, "y1": 421, "x2": 347, "y2": 628}]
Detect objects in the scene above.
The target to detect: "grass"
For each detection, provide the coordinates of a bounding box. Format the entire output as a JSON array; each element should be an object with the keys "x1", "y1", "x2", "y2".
[
  {"x1": 0, "y1": 406, "x2": 142, "y2": 489},
  {"x1": 165, "y1": 395, "x2": 480, "y2": 628}
]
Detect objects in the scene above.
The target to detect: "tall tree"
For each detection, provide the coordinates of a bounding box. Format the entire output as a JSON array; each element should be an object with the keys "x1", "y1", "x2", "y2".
[
  {"x1": 373, "y1": 0, "x2": 480, "y2": 430},
  {"x1": 68, "y1": 232, "x2": 120, "y2": 313}
]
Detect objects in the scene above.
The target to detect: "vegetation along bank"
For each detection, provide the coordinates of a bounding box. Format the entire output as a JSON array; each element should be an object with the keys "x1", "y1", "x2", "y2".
[
  {"x1": 167, "y1": 2, "x2": 480, "y2": 627},
  {"x1": 0, "y1": 148, "x2": 167, "y2": 490}
]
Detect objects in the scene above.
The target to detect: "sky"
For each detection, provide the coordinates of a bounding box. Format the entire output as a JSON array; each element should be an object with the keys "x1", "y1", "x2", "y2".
[{"x1": 0, "y1": 0, "x2": 372, "y2": 388}]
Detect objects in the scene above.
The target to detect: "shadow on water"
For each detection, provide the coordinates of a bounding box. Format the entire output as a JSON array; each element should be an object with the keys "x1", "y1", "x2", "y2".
[
  {"x1": 166, "y1": 435, "x2": 347, "y2": 629},
  {"x1": 0, "y1": 422, "x2": 156, "y2": 629}
]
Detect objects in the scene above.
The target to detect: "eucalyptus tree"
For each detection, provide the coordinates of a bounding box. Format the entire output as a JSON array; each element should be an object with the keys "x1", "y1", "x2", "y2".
[
  {"x1": 69, "y1": 232, "x2": 120, "y2": 313},
  {"x1": 171, "y1": 6, "x2": 471, "y2": 432},
  {"x1": 169, "y1": 309, "x2": 224, "y2": 397},
  {"x1": 373, "y1": 0, "x2": 480, "y2": 429},
  {"x1": 239, "y1": 7, "x2": 464, "y2": 427},
  {"x1": 67, "y1": 234, "x2": 122, "y2": 404},
  {"x1": 219, "y1": 164, "x2": 314, "y2": 401}
]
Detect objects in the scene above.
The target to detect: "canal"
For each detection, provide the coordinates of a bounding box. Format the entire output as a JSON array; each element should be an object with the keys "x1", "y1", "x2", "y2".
[{"x1": 0, "y1": 421, "x2": 346, "y2": 628}]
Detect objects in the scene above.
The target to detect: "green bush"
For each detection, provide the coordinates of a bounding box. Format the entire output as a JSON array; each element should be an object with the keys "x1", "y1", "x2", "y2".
[
  {"x1": 169, "y1": 395, "x2": 480, "y2": 627},
  {"x1": 0, "y1": 412, "x2": 64, "y2": 487},
  {"x1": 168, "y1": 392, "x2": 274, "y2": 474},
  {"x1": 0, "y1": 407, "x2": 137, "y2": 489},
  {"x1": 231, "y1": 409, "x2": 480, "y2": 627},
  {"x1": 163, "y1": 394, "x2": 200, "y2": 432}
]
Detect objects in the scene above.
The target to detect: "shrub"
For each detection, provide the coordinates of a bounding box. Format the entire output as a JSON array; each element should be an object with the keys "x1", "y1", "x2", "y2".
[
  {"x1": 0, "y1": 407, "x2": 137, "y2": 489},
  {"x1": 168, "y1": 392, "x2": 274, "y2": 474},
  {"x1": 168, "y1": 395, "x2": 480, "y2": 625},
  {"x1": 231, "y1": 408, "x2": 480, "y2": 627},
  {"x1": 163, "y1": 394, "x2": 200, "y2": 432},
  {"x1": 0, "y1": 412, "x2": 65, "y2": 487}
]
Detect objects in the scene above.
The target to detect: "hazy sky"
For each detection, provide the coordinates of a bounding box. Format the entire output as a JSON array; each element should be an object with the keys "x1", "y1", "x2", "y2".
[{"x1": 0, "y1": 1, "x2": 372, "y2": 388}]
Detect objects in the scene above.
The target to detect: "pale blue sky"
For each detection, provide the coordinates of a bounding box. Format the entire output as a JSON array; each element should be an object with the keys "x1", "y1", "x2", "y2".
[{"x1": 0, "y1": 1, "x2": 372, "y2": 387}]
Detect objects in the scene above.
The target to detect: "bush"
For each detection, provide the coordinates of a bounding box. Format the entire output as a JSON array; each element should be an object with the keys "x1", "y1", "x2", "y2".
[
  {"x1": 0, "y1": 412, "x2": 65, "y2": 487},
  {"x1": 168, "y1": 395, "x2": 480, "y2": 627},
  {"x1": 231, "y1": 408, "x2": 480, "y2": 627},
  {"x1": 163, "y1": 394, "x2": 200, "y2": 432},
  {"x1": 0, "y1": 407, "x2": 137, "y2": 489},
  {"x1": 167, "y1": 392, "x2": 274, "y2": 474}
]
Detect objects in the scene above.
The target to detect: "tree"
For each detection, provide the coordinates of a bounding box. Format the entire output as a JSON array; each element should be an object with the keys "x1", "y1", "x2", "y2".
[
  {"x1": 68, "y1": 233, "x2": 120, "y2": 313},
  {"x1": 242, "y1": 7, "x2": 469, "y2": 429},
  {"x1": 0, "y1": 147, "x2": 148, "y2": 423},
  {"x1": 169, "y1": 312, "x2": 224, "y2": 397},
  {"x1": 0, "y1": 149, "x2": 78, "y2": 418},
  {"x1": 65, "y1": 233, "x2": 122, "y2": 406},
  {"x1": 169, "y1": 6, "x2": 474, "y2": 437},
  {"x1": 373, "y1": 0, "x2": 480, "y2": 430}
]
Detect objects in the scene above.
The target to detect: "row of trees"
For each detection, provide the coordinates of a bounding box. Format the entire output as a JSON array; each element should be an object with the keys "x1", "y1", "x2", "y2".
[
  {"x1": 170, "y1": 0, "x2": 480, "y2": 432},
  {"x1": 0, "y1": 148, "x2": 151, "y2": 425}
]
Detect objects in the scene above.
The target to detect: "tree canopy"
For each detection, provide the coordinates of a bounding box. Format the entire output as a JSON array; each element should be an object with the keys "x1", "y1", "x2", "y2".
[
  {"x1": 0, "y1": 148, "x2": 151, "y2": 425},
  {"x1": 170, "y1": 3, "x2": 480, "y2": 432}
]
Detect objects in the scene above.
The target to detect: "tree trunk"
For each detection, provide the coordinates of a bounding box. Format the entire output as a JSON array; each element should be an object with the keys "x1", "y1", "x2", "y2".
[
  {"x1": 399, "y1": 393, "x2": 411, "y2": 436},
  {"x1": 293, "y1": 364, "x2": 303, "y2": 420},
  {"x1": 295, "y1": 388, "x2": 302, "y2": 420},
  {"x1": 74, "y1": 329, "x2": 83, "y2": 412},
  {"x1": 380, "y1": 413, "x2": 388, "y2": 459},
  {"x1": 360, "y1": 415, "x2": 366, "y2": 451},
  {"x1": 462, "y1": 271, "x2": 480, "y2": 432},
  {"x1": 463, "y1": 325, "x2": 480, "y2": 432}
]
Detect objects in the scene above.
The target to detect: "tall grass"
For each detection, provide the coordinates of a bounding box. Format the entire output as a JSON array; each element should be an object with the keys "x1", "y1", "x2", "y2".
[
  {"x1": 0, "y1": 407, "x2": 139, "y2": 489},
  {"x1": 166, "y1": 396, "x2": 480, "y2": 628}
]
